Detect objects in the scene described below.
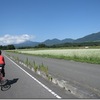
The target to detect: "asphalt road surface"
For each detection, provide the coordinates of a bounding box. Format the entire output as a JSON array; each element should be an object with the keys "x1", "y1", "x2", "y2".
[
  {"x1": 1, "y1": 51, "x2": 100, "y2": 98},
  {"x1": 0, "y1": 51, "x2": 77, "y2": 99}
]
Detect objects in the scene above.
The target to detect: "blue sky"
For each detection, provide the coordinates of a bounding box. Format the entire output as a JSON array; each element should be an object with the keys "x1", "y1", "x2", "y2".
[{"x1": 0, "y1": 0, "x2": 100, "y2": 45}]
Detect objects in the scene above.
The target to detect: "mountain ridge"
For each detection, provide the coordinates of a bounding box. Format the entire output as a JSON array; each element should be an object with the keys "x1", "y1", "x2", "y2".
[
  {"x1": 14, "y1": 32, "x2": 100, "y2": 48},
  {"x1": 74, "y1": 32, "x2": 100, "y2": 42}
]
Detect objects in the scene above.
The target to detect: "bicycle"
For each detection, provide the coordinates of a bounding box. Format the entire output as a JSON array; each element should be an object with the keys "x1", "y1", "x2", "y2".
[{"x1": 0, "y1": 67, "x2": 11, "y2": 91}]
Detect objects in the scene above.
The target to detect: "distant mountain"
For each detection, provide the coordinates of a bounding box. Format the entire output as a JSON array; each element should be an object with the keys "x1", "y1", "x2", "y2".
[
  {"x1": 74, "y1": 32, "x2": 100, "y2": 43},
  {"x1": 14, "y1": 40, "x2": 39, "y2": 48},
  {"x1": 42, "y1": 38, "x2": 74, "y2": 46},
  {"x1": 42, "y1": 38, "x2": 61, "y2": 46},
  {"x1": 14, "y1": 32, "x2": 100, "y2": 48},
  {"x1": 62, "y1": 38, "x2": 74, "y2": 43},
  {"x1": 14, "y1": 38, "x2": 74, "y2": 48}
]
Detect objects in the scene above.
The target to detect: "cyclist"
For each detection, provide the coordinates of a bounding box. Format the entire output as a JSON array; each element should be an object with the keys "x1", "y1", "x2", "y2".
[{"x1": 0, "y1": 50, "x2": 5, "y2": 80}]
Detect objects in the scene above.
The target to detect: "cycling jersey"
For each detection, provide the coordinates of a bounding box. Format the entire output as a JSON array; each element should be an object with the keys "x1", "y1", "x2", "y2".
[{"x1": 0, "y1": 55, "x2": 5, "y2": 65}]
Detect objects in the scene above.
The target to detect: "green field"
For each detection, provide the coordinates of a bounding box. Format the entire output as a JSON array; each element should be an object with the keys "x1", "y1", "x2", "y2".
[{"x1": 8, "y1": 48, "x2": 100, "y2": 64}]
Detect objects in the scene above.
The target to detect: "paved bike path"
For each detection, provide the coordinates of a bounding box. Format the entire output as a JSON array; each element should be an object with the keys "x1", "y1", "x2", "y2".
[
  {"x1": 4, "y1": 51, "x2": 100, "y2": 98},
  {"x1": 0, "y1": 52, "x2": 76, "y2": 99}
]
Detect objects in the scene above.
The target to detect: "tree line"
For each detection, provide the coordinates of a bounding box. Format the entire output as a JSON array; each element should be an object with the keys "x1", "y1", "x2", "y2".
[
  {"x1": 1, "y1": 41, "x2": 100, "y2": 50},
  {"x1": 55, "y1": 41, "x2": 100, "y2": 47},
  {"x1": 0, "y1": 44, "x2": 15, "y2": 50},
  {"x1": 18, "y1": 41, "x2": 100, "y2": 49}
]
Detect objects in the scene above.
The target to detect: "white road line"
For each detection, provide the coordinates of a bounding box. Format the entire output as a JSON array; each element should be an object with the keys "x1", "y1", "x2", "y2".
[{"x1": 5, "y1": 55, "x2": 61, "y2": 99}]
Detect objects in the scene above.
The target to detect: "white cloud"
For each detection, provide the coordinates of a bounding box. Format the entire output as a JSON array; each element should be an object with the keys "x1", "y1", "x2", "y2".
[{"x1": 0, "y1": 34, "x2": 34, "y2": 45}]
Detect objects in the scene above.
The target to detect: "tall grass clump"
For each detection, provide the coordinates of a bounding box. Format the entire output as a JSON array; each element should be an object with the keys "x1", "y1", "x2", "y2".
[
  {"x1": 33, "y1": 61, "x2": 38, "y2": 72},
  {"x1": 25, "y1": 57, "x2": 29, "y2": 66},
  {"x1": 39, "y1": 63, "x2": 48, "y2": 76}
]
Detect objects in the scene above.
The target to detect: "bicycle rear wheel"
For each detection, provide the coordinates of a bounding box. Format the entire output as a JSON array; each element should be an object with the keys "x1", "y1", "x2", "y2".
[
  {"x1": 1, "y1": 84, "x2": 11, "y2": 91},
  {"x1": 1, "y1": 79, "x2": 11, "y2": 91}
]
